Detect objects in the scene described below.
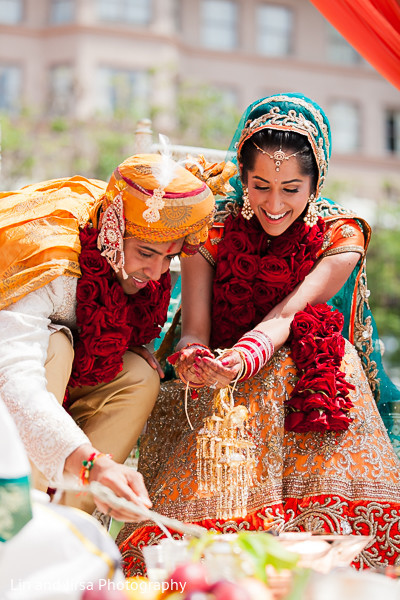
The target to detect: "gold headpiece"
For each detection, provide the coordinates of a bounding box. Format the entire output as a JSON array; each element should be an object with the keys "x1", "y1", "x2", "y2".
[{"x1": 251, "y1": 140, "x2": 301, "y2": 172}]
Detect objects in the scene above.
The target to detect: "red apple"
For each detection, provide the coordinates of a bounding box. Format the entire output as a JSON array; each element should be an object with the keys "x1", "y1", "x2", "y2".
[
  {"x1": 211, "y1": 580, "x2": 251, "y2": 600},
  {"x1": 168, "y1": 561, "x2": 210, "y2": 594}
]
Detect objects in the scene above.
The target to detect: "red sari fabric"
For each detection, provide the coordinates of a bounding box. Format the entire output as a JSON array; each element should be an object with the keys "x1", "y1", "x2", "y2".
[{"x1": 310, "y1": 0, "x2": 400, "y2": 90}]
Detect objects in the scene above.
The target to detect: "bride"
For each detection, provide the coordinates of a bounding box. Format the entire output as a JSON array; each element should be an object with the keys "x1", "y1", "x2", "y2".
[{"x1": 117, "y1": 93, "x2": 400, "y2": 576}]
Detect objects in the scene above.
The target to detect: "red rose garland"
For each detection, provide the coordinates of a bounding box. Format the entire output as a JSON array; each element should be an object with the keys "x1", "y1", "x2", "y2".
[
  {"x1": 285, "y1": 303, "x2": 355, "y2": 432},
  {"x1": 210, "y1": 213, "x2": 325, "y2": 349},
  {"x1": 67, "y1": 225, "x2": 171, "y2": 392}
]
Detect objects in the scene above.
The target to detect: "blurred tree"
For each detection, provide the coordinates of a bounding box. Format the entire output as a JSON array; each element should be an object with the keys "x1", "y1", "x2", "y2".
[
  {"x1": 176, "y1": 82, "x2": 241, "y2": 149},
  {"x1": 366, "y1": 204, "x2": 400, "y2": 377},
  {"x1": 0, "y1": 80, "x2": 241, "y2": 187}
]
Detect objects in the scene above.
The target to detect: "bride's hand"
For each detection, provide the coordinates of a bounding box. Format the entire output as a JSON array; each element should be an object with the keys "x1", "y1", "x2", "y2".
[
  {"x1": 195, "y1": 349, "x2": 242, "y2": 388},
  {"x1": 168, "y1": 344, "x2": 214, "y2": 387}
]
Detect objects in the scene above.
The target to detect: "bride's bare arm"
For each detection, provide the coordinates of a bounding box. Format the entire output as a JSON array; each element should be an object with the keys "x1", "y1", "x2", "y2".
[
  {"x1": 170, "y1": 253, "x2": 215, "y2": 386},
  {"x1": 256, "y1": 251, "x2": 360, "y2": 349},
  {"x1": 177, "y1": 252, "x2": 214, "y2": 350}
]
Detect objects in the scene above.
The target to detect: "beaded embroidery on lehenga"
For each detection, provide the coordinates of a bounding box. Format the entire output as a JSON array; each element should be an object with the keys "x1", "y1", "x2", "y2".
[{"x1": 118, "y1": 341, "x2": 400, "y2": 576}]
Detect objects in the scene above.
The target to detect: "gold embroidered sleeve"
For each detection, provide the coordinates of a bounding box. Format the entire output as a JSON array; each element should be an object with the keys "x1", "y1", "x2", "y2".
[
  {"x1": 199, "y1": 224, "x2": 224, "y2": 268},
  {"x1": 318, "y1": 218, "x2": 365, "y2": 258}
]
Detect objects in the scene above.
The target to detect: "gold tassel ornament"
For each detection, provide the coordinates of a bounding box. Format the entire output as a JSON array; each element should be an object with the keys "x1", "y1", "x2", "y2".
[{"x1": 196, "y1": 386, "x2": 257, "y2": 520}]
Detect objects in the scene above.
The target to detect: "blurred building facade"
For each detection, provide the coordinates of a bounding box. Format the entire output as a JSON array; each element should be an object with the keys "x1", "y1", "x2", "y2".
[{"x1": 0, "y1": 0, "x2": 399, "y2": 202}]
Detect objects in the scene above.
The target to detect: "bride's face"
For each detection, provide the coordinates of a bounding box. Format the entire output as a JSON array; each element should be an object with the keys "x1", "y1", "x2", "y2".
[{"x1": 245, "y1": 151, "x2": 313, "y2": 237}]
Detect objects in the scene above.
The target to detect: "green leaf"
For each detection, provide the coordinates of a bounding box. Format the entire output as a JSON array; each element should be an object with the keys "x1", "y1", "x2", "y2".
[{"x1": 237, "y1": 532, "x2": 299, "y2": 583}]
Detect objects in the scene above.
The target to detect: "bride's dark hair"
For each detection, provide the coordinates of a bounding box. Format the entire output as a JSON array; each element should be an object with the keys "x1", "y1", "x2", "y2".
[{"x1": 240, "y1": 129, "x2": 319, "y2": 195}]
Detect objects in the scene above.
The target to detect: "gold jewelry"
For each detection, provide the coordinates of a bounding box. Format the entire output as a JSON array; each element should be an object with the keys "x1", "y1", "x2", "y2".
[
  {"x1": 241, "y1": 186, "x2": 254, "y2": 220},
  {"x1": 142, "y1": 187, "x2": 166, "y2": 224},
  {"x1": 196, "y1": 386, "x2": 257, "y2": 519},
  {"x1": 97, "y1": 192, "x2": 127, "y2": 277},
  {"x1": 303, "y1": 194, "x2": 318, "y2": 227},
  {"x1": 251, "y1": 141, "x2": 300, "y2": 172}
]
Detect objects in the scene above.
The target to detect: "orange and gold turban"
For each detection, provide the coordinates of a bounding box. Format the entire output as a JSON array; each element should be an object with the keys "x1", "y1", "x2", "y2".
[
  {"x1": 0, "y1": 155, "x2": 215, "y2": 309},
  {"x1": 96, "y1": 154, "x2": 215, "y2": 275},
  {"x1": 101, "y1": 154, "x2": 213, "y2": 241}
]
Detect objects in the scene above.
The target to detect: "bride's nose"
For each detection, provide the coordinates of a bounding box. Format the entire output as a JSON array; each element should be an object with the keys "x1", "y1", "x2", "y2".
[{"x1": 265, "y1": 190, "x2": 284, "y2": 214}]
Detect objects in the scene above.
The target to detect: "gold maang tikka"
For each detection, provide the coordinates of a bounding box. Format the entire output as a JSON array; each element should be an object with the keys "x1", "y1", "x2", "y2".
[
  {"x1": 251, "y1": 140, "x2": 300, "y2": 172},
  {"x1": 196, "y1": 386, "x2": 257, "y2": 520}
]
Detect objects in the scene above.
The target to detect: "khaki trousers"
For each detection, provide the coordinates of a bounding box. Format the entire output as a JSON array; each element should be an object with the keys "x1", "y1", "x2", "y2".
[{"x1": 31, "y1": 330, "x2": 160, "y2": 513}]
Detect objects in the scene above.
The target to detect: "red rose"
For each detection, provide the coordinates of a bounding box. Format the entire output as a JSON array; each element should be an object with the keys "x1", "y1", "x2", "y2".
[
  {"x1": 314, "y1": 336, "x2": 345, "y2": 368},
  {"x1": 75, "y1": 303, "x2": 105, "y2": 328},
  {"x1": 290, "y1": 333, "x2": 318, "y2": 369},
  {"x1": 68, "y1": 343, "x2": 96, "y2": 386},
  {"x1": 230, "y1": 302, "x2": 256, "y2": 328},
  {"x1": 320, "y1": 314, "x2": 344, "y2": 337},
  {"x1": 138, "y1": 280, "x2": 157, "y2": 300},
  {"x1": 270, "y1": 235, "x2": 298, "y2": 258},
  {"x1": 79, "y1": 225, "x2": 98, "y2": 247},
  {"x1": 326, "y1": 410, "x2": 352, "y2": 430},
  {"x1": 227, "y1": 231, "x2": 255, "y2": 254},
  {"x1": 90, "y1": 327, "x2": 131, "y2": 357},
  {"x1": 306, "y1": 219, "x2": 325, "y2": 247},
  {"x1": 231, "y1": 254, "x2": 259, "y2": 280},
  {"x1": 292, "y1": 368, "x2": 337, "y2": 398},
  {"x1": 285, "y1": 411, "x2": 306, "y2": 431},
  {"x1": 335, "y1": 370, "x2": 356, "y2": 394},
  {"x1": 302, "y1": 409, "x2": 329, "y2": 431},
  {"x1": 304, "y1": 303, "x2": 336, "y2": 322},
  {"x1": 252, "y1": 280, "x2": 274, "y2": 309},
  {"x1": 319, "y1": 333, "x2": 345, "y2": 357},
  {"x1": 104, "y1": 280, "x2": 128, "y2": 310},
  {"x1": 103, "y1": 305, "x2": 130, "y2": 329},
  {"x1": 130, "y1": 304, "x2": 155, "y2": 328},
  {"x1": 76, "y1": 277, "x2": 109, "y2": 304},
  {"x1": 222, "y1": 213, "x2": 235, "y2": 234},
  {"x1": 285, "y1": 394, "x2": 304, "y2": 411},
  {"x1": 296, "y1": 259, "x2": 315, "y2": 283},
  {"x1": 258, "y1": 256, "x2": 293, "y2": 289},
  {"x1": 215, "y1": 256, "x2": 233, "y2": 282},
  {"x1": 288, "y1": 220, "x2": 307, "y2": 239},
  {"x1": 302, "y1": 393, "x2": 336, "y2": 412},
  {"x1": 95, "y1": 353, "x2": 124, "y2": 382},
  {"x1": 224, "y1": 278, "x2": 253, "y2": 305},
  {"x1": 79, "y1": 248, "x2": 110, "y2": 276},
  {"x1": 291, "y1": 312, "x2": 320, "y2": 338}
]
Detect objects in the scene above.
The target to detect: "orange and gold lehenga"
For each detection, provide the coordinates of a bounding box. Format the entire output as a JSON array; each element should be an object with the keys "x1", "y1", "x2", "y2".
[{"x1": 118, "y1": 203, "x2": 400, "y2": 575}]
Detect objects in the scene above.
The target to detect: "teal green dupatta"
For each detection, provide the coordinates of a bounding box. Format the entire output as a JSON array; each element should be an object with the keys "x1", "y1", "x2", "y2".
[
  {"x1": 321, "y1": 198, "x2": 400, "y2": 456},
  {"x1": 0, "y1": 475, "x2": 32, "y2": 542}
]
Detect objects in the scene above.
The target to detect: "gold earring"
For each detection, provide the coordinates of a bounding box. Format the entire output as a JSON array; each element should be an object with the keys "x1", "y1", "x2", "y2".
[
  {"x1": 304, "y1": 194, "x2": 318, "y2": 227},
  {"x1": 241, "y1": 187, "x2": 254, "y2": 220}
]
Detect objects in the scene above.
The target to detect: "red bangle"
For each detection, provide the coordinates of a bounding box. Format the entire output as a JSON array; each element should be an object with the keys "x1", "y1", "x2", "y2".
[
  {"x1": 79, "y1": 451, "x2": 112, "y2": 486},
  {"x1": 233, "y1": 329, "x2": 274, "y2": 381}
]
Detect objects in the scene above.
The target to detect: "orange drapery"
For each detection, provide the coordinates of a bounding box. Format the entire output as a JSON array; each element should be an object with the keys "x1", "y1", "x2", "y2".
[{"x1": 309, "y1": 0, "x2": 400, "y2": 91}]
